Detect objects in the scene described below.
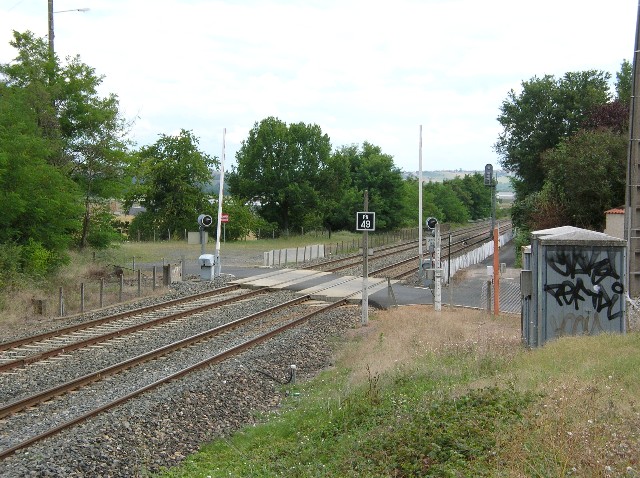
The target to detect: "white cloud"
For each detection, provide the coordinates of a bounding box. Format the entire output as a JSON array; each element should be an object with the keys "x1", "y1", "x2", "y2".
[{"x1": 1, "y1": 0, "x2": 637, "y2": 172}]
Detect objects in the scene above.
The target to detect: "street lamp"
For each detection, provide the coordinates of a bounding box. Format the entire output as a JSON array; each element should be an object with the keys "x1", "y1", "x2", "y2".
[{"x1": 47, "y1": 0, "x2": 90, "y2": 55}]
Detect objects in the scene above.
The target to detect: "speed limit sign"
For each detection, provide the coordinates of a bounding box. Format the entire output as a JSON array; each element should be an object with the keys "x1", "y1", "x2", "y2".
[{"x1": 356, "y1": 212, "x2": 375, "y2": 231}]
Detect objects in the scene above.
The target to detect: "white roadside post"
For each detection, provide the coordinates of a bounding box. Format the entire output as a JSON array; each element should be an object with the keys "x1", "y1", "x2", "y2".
[
  {"x1": 356, "y1": 191, "x2": 375, "y2": 326},
  {"x1": 434, "y1": 223, "x2": 442, "y2": 311},
  {"x1": 214, "y1": 128, "x2": 226, "y2": 277},
  {"x1": 418, "y1": 125, "x2": 423, "y2": 277}
]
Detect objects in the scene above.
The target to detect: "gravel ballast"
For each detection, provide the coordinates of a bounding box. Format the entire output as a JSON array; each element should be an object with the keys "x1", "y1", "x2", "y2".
[{"x1": 0, "y1": 276, "x2": 362, "y2": 477}]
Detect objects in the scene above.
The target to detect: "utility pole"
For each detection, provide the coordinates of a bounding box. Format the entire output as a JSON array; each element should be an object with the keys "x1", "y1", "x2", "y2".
[
  {"x1": 626, "y1": 2, "x2": 640, "y2": 298},
  {"x1": 418, "y1": 125, "x2": 424, "y2": 277},
  {"x1": 48, "y1": 0, "x2": 55, "y2": 55},
  {"x1": 214, "y1": 128, "x2": 226, "y2": 277}
]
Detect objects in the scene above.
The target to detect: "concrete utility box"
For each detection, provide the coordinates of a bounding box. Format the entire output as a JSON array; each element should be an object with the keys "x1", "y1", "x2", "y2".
[
  {"x1": 198, "y1": 254, "x2": 215, "y2": 280},
  {"x1": 521, "y1": 227, "x2": 626, "y2": 347}
]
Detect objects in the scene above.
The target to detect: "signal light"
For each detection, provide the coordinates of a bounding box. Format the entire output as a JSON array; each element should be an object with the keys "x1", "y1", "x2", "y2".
[{"x1": 198, "y1": 214, "x2": 213, "y2": 227}]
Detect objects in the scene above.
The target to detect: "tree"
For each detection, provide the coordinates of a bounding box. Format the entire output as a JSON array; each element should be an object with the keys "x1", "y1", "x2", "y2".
[
  {"x1": 1, "y1": 31, "x2": 132, "y2": 249},
  {"x1": 228, "y1": 117, "x2": 331, "y2": 233},
  {"x1": 540, "y1": 129, "x2": 626, "y2": 230},
  {"x1": 344, "y1": 142, "x2": 406, "y2": 231},
  {"x1": 446, "y1": 174, "x2": 492, "y2": 220},
  {"x1": 495, "y1": 71, "x2": 611, "y2": 199},
  {"x1": 316, "y1": 145, "x2": 363, "y2": 236},
  {"x1": 58, "y1": 56, "x2": 133, "y2": 248},
  {"x1": 424, "y1": 182, "x2": 470, "y2": 224},
  {"x1": 616, "y1": 59, "x2": 633, "y2": 106},
  {"x1": 126, "y1": 130, "x2": 218, "y2": 239},
  {"x1": 0, "y1": 83, "x2": 82, "y2": 271},
  {"x1": 206, "y1": 196, "x2": 255, "y2": 242}
]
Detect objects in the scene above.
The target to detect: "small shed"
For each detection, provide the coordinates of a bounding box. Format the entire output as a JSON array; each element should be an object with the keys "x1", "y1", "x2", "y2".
[{"x1": 521, "y1": 227, "x2": 626, "y2": 347}]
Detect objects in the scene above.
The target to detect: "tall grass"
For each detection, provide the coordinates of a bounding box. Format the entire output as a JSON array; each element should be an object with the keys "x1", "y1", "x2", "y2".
[{"x1": 158, "y1": 308, "x2": 640, "y2": 478}]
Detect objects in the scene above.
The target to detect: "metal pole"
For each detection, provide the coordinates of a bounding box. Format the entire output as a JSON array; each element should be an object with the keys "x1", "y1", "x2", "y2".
[
  {"x1": 493, "y1": 226, "x2": 500, "y2": 315},
  {"x1": 48, "y1": 0, "x2": 54, "y2": 56},
  {"x1": 59, "y1": 286, "x2": 64, "y2": 316},
  {"x1": 491, "y1": 178, "x2": 496, "y2": 233},
  {"x1": 418, "y1": 125, "x2": 423, "y2": 276},
  {"x1": 434, "y1": 223, "x2": 442, "y2": 311},
  {"x1": 214, "y1": 128, "x2": 226, "y2": 277},
  {"x1": 362, "y1": 190, "x2": 369, "y2": 326},
  {"x1": 626, "y1": 1, "x2": 640, "y2": 297}
]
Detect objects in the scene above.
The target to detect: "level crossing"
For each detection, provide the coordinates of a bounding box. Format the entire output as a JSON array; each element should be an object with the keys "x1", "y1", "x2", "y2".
[{"x1": 230, "y1": 268, "x2": 398, "y2": 304}]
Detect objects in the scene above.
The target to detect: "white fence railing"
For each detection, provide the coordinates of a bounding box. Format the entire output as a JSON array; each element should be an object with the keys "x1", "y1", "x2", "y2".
[
  {"x1": 264, "y1": 244, "x2": 325, "y2": 267},
  {"x1": 443, "y1": 229, "x2": 514, "y2": 281}
]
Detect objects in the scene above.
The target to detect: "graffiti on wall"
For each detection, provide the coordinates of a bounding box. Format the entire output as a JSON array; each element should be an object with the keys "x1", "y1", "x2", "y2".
[
  {"x1": 550, "y1": 311, "x2": 606, "y2": 337},
  {"x1": 543, "y1": 248, "x2": 624, "y2": 322}
]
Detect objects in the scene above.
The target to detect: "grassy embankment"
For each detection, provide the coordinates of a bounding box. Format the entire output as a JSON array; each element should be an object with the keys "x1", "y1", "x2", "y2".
[{"x1": 157, "y1": 307, "x2": 640, "y2": 478}]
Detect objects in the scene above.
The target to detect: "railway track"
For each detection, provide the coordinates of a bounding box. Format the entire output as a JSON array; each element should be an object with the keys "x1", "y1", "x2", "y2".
[
  {"x1": 0, "y1": 289, "x2": 348, "y2": 460},
  {"x1": 304, "y1": 220, "x2": 512, "y2": 280},
  {"x1": 0, "y1": 220, "x2": 511, "y2": 472},
  {"x1": 0, "y1": 285, "x2": 260, "y2": 374}
]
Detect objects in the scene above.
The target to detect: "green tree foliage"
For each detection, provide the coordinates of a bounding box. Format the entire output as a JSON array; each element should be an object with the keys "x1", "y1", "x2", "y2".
[
  {"x1": 538, "y1": 129, "x2": 626, "y2": 230},
  {"x1": 0, "y1": 80, "x2": 82, "y2": 273},
  {"x1": 424, "y1": 182, "x2": 470, "y2": 224},
  {"x1": 340, "y1": 142, "x2": 406, "y2": 231},
  {"x1": 207, "y1": 196, "x2": 256, "y2": 242},
  {"x1": 1, "y1": 31, "x2": 131, "y2": 250},
  {"x1": 228, "y1": 117, "x2": 331, "y2": 233},
  {"x1": 58, "y1": 56, "x2": 132, "y2": 248},
  {"x1": 445, "y1": 173, "x2": 492, "y2": 220},
  {"x1": 616, "y1": 59, "x2": 632, "y2": 106},
  {"x1": 495, "y1": 64, "x2": 633, "y2": 232},
  {"x1": 316, "y1": 150, "x2": 361, "y2": 236},
  {"x1": 495, "y1": 71, "x2": 611, "y2": 199},
  {"x1": 403, "y1": 173, "x2": 491, "y2": 229},
  {"x1": 126, "y1": 130, "x2": 217, "y2": 239}
]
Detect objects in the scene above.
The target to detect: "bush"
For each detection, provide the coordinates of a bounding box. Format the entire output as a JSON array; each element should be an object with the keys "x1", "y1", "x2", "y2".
[
  {"x1": 86, "y1": 207, "x2": 123, "y2": 248},
  {"x1": 20, "y1": 239, "x2": 62, "y2": 277},
  {"x1": 0, "y1": 242, "x2": 22, "y2": 292}
]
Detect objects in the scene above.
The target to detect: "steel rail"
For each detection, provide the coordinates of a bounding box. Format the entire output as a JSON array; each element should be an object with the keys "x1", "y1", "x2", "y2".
[
  {"x1": 0, "y1": 285, "x2": 243, "y2": 353},
  {"x1": 0, "y1": 295, "x2": 312, "y2": 420},
  {"x1": 0, "y1": 288, "x2": 268, "y2": 373},
  {"x1": 303, "y1": 220, "x2": 505, "y2": 272},
  {"x1": 0, "y1": 297, "x2": 347, "y2": 461},
  {"x1": 372, "y1": 222, "x2": 512, "y2": 279}
]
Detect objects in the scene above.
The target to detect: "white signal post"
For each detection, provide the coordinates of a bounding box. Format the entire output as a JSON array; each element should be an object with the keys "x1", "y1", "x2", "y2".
[
  {"x1": 214, "y1": 128, "x2": 226, "y2": 277},
  {"x1": 418, "y1": 125, "x2": 424, "y2": 276},
  {"x1": 434, "y1": 223, "x2": 442, "y2": 311}
]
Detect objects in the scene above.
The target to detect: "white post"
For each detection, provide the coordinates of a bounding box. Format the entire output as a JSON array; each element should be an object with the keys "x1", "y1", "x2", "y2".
[
  {"x1": 418, "y1": 125, "x2": 423, "y2": 275},
  {"x1": 214, "y1": 128, "x2": 225, "y2": 277},
  {"x1": 434, "y1": 223, "x2": 442, "y2": 311}
]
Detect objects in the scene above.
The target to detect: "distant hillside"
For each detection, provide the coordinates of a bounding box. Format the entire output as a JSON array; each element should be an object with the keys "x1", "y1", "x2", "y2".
[
  {"x1": 402, "y1": 170, "x2": 514, "y2": 193},
  {"x1": 205, "y1": 170, "x2": 514, "y2": 195}
]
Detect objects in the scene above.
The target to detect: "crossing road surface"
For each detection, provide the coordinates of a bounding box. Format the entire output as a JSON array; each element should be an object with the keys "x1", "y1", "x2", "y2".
[{"x1": 214, "y1": 240, "x2": 521, "y2": 313}]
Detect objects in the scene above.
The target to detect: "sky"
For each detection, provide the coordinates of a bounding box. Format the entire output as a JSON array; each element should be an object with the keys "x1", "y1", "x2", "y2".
[{"x1": 1, "y1": 0, "x2": 638, "y2": 173}]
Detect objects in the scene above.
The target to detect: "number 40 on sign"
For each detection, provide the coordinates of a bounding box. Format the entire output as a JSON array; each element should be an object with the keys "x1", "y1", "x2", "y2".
[{"x1": 356, "y1": 212, "x2": 375, "y2": 231}]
